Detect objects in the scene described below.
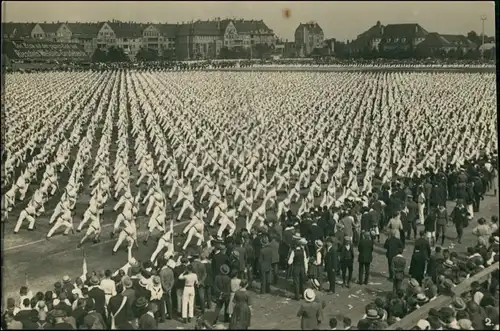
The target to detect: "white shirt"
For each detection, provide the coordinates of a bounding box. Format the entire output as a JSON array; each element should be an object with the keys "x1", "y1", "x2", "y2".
[{"x1": 100, "y1": 279, "x2": 116, "y2": 296}]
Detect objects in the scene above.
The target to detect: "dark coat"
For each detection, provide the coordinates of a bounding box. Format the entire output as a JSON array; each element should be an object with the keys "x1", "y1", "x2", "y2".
[
  {"x1": 324, "y1": 246, "x2": 338, "y2": 271},
  {"x1": 81, "y1": 311, "x2": 106, "y2": 330},
  {"x1": 211, "y1": 251, "x2": 230, "y2": 276},
  {"x1": 451, "y1": 205, "x2": 469, "y2": 227},
  {"x1": 234, "y1": 246, "x2": 248, "y2": 272},
  {"x1": 406, "y1": 201, "x2": 418, "y2": 223},
  {"x1": 269, "y1": 240, "x2": 280, "y2": 264},
  {"x1": 339, "y1": 244, "x2": 355, "y2": 264},
  {"x1": 384, "y1": 237, "x2": 403, "y2": 260},
  {"x1": 297, "y1": 301, "x2": 323, "y2": 330},
  {"x1": 360, "y1": 213, "x2": 372, "y2": 231},
  {"x1": 121, "y1": 288, "x2": 136, "y2": 316},
  {"x1": 307, "y1": 224, "x2": 324, "y2": 242},
  {"x1": 357, "y1": 237, "x2": 374, "y2": 264},
  {"x1": 259, "y1": 243, "x2": 274, "y2": 272},
  {"x1": 88, "y1": 286, "x2": 106, "y2": 316},
  {"x1": 108, "y1": 293, "x2": 131, "y2": 328},
  {"x1": 413, "y1": 238, "x2": 431, "y2": 260},
  {"x1": 138, "y1": 312, "x2": 157, "y2": 330},
  {"x1": 229, "y1": 292, "x2": 252, "y2": 330}
]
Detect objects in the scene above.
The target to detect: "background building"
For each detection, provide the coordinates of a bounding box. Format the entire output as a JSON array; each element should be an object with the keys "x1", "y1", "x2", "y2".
[{"x1": 294, "y1": 22, "x2": 324, "y2": 57}]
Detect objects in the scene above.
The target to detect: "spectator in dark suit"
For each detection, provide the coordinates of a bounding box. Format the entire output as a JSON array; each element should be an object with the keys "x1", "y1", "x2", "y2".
[
  {"x1": 269, "y1": 236, "x2": 280, "y2": 286},
  {"x1": 339, "y1": 236, "x2": 355, "y2": 288},
  {"x1": 324, "y1": 238, "x2": 338, "y2": 293},
  {"x1": 71, "y1": 298, "x2": 87, "y2": 329},
  {"x1": 121, "y1": 276, "x2": 136, "y2": 323},
  {"x1": 259, "y1": 236, "x2": 273, "y2": 294},
  {"x1": 138, "y1": 302, "x2": 158, "y2": 330},
  {"x1": 451, "y1": 199, "x2": 469, "y2": 243},
  {"x1": 158, "y1": 258, "x2": 175, "y2": 320},
  {"x1": 233, "y1": 237, "x2": 247, "y2": 280},
  {"x1": 81, "y1": 299, "x2": 106, "y2": 330},
  {"x1": 384, "y1": 231, "x2": 403, "y2": 280},
  {"x1": 426, "y1": 246, "x2": 444, "y2": 284},
  {"x1": 191, "y1": 253, "x2": 207, "y2": 315},
  {"x1": 406, "y1": 197, "x2": 419, "y2": 240},
  {"x1": 108, "y1": 283, "x2": 132, "y2": 329},
  {"x1": 357, "y1": 231, "x2": 374, "y2": 285},
  {"x1": 87, "y1": 276, "x2": 106, "y2": 321},
  {"x1": 211, "y1": 244, "x2": 230, "y2": 277}
]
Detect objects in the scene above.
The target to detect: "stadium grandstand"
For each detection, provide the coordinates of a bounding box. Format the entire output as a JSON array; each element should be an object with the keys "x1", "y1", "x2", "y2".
[{"x1": 2, "y1": 40, "x2": 89, "y2": 70}]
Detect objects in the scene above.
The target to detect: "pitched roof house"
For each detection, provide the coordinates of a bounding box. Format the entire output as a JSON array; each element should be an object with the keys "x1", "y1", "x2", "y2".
[
  {"x1": 66, "y1": 22, "x2": 102, "y2": 39},
  {"x1": 107, "y1": 22, "x2": 145, "y2": 39},
  {"x1": 2, "y1": 22, "x2": 36, "y2": 39}
]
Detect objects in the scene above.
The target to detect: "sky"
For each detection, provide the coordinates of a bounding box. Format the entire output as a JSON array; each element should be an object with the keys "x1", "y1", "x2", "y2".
[{"x1": 2, "y1": 1, "x2": 496, "y2": 41}]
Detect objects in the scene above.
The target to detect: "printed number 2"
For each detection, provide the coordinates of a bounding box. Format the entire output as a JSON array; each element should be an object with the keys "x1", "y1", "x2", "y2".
[{"x1": 485, "y1": 318, "x2": 493, "y2": 327}]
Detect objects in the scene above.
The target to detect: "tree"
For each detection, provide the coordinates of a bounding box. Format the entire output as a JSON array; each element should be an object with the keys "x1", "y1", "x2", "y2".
[
  {"x1": 467, "y1": 31, "x2": 481, "y2": 46},
  {"x1": 135, "y1": 47, "x2": 159, "y2": 62},
  {"x1": 253, "y1": 43, "x2": 273, "y2": 59},
  {"x1": 161, "y1": 49, "x2": 176, "y2": 61},
  {"x1": 107, "y1": 46, "x2": 128, "y2": 62},
  {"x1": 91, "y1": 48, "x2": 108, "y2": 63}
]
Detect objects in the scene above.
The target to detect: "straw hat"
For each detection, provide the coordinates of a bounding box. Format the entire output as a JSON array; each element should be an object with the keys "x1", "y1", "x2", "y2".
[
  {"x1": 303, "y1": 288, "x2": 316, "y2": 302},
  {"x1": 139, "y1": 278, "x2": 149, "y2": 288},
  {"x1": 366, "y1": 309, "x2": 380, "y2": 319},
  {"x1": 416, "y1": 319, "x2": 431, "y2": 330},
  {"x1": 220, "y1": 264, "x2": 230, "y2": 275},
  {"x1": 89, "y1": 276, "x2": 100, "y2": 286},
  {"x1": 416, "y1": 293, "x2": 429, "y2": 304},
  {"x1": 443, "y1": 260, "x2": 455, "y2": 268},
  {"x1": 314, "y1": 240, "x2": 323, "y2": 248},
  {"x1": 122, "y1": 276, "x2": 133, "y2": 289}
]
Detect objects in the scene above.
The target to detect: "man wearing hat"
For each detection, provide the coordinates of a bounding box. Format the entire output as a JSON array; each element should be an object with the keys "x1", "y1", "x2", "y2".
[
  {"x1": 259, "y1": 235, "x2": 273, "y2": 294},
  {"x1": 392, "y1": 248, "x2": 407, "y2": 294},
  {"x1": 339, "y1": 236, "x2": 355, "y2": 288},
  {"x1": 357, "y1": 231, "x2": 374, "y2": 285},
  {"x1": 451, "y1": 199, "x2": 469, "y2": 243},
  {"x1": 324, "y1": 237, "x2": 338, "y2": 293},
  {"x1": 87, "y1": 276, "x2": 106, "y2": 321},
  {"x1": 297, "y1": 288, "x2": 323, "y2": 330},
  {"x1": 190, "y1": 252, "x2": 207, "y2": 315},
  {"x1": 108, "y1": 282, "x2": 132, "y2": 329},
  {"x1": 213, "y1": 264, "x2": 231, "y2": 324},
  {"x1": 158, "y1": 258, "x2": 176, "y2": 320},
  {"x1": 288, "y1": 238, "x2": 308, "y2": 300}
]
